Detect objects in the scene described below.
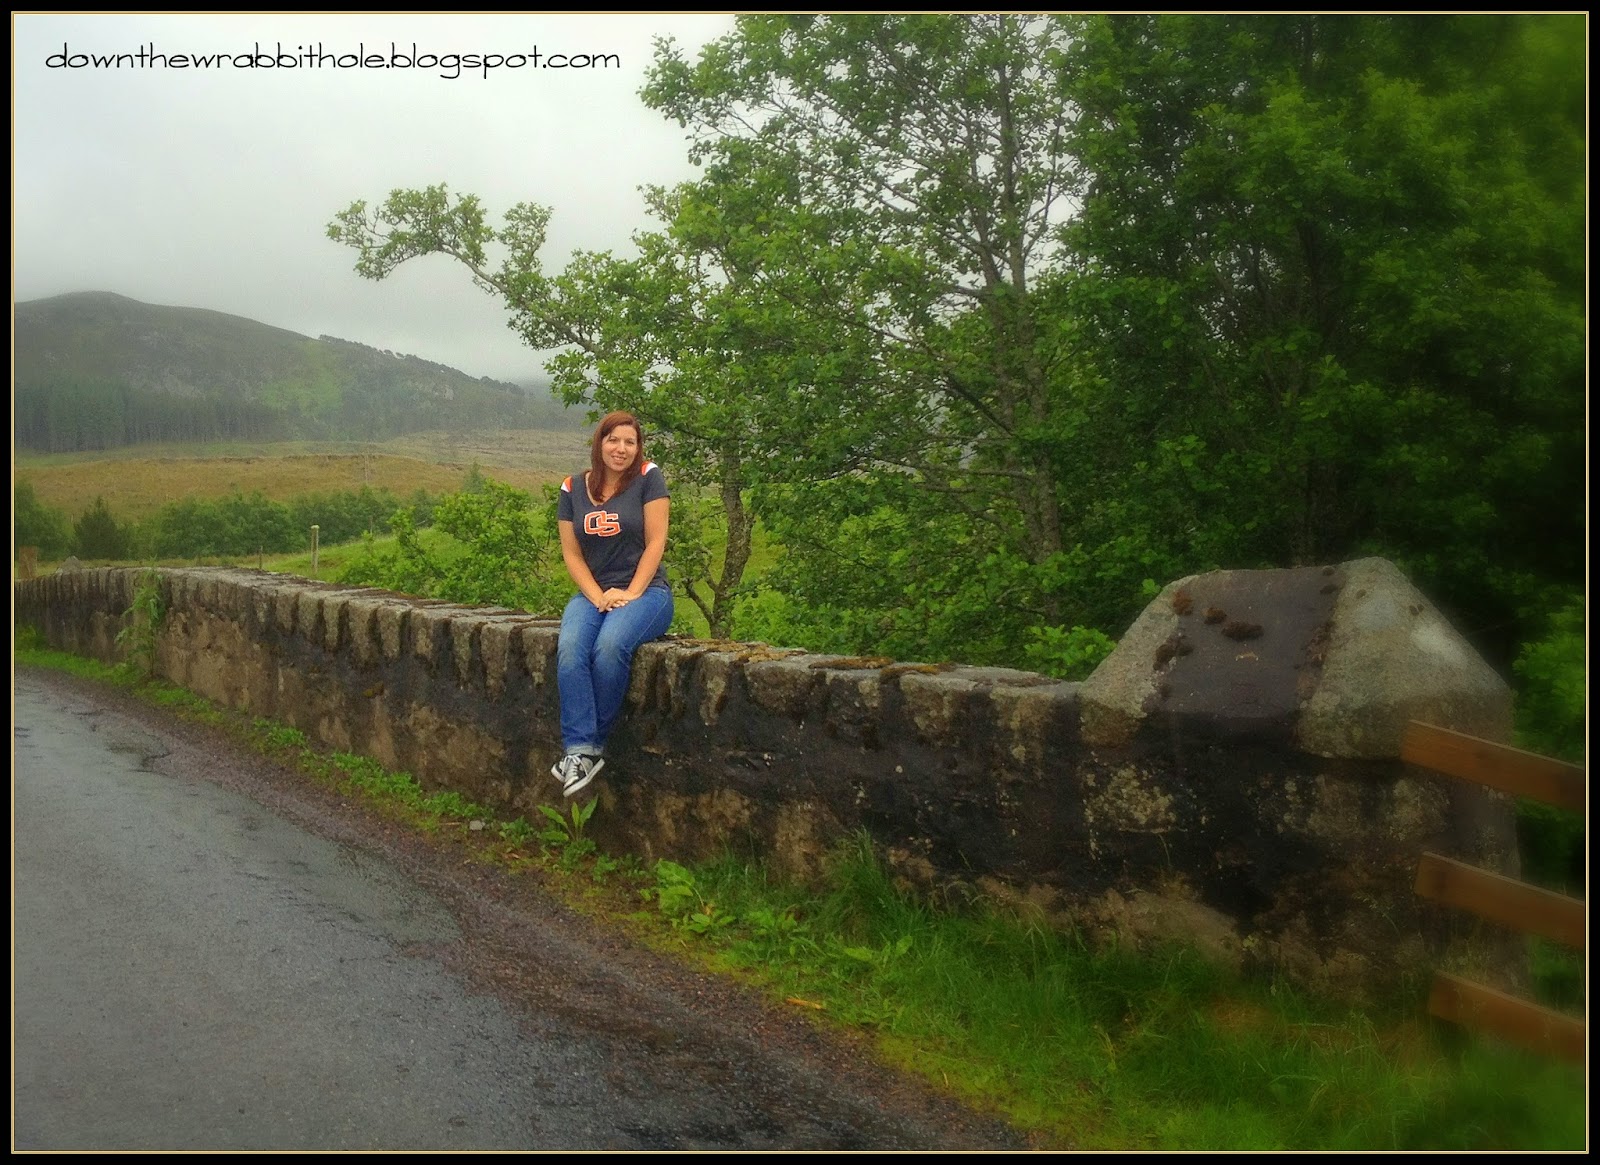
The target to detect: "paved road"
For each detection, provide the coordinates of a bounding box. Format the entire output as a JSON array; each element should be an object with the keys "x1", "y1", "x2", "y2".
[{"x1": 12, "y1": 669, "x2": 1020, "y2": 1152}]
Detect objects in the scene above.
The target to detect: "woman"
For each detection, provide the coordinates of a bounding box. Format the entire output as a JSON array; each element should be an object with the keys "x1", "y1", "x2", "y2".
[{"x1": 552, "y1": 411, "x2": 673, "y2": 797}]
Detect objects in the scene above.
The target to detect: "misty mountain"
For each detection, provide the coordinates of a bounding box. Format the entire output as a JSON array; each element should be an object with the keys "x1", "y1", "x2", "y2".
[{"x1": 14, "y1": 291, "x2": 576, "y2": 451}]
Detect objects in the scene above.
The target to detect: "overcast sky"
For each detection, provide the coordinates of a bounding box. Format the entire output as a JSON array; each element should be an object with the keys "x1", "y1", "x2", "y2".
[{"x1": 12, "y1": 12, "x2": 738, "y2": 383}]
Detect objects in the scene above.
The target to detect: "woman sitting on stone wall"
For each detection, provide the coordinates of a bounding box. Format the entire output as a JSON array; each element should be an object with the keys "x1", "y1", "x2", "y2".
[{"x1": 551, "y1": 411, "x2": 673, "y2": 797}]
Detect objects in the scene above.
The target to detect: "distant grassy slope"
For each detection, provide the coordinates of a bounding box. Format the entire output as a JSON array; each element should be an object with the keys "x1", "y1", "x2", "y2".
[
  {"x1": 14, "y1": 291, "x2": 580, "y2": 446},
  {"x1": 14, "y1": 430, "x2": 584, "y2": 525},
  {"x1": 13, "y1": 427, "x2": 586, "y2": 471}
]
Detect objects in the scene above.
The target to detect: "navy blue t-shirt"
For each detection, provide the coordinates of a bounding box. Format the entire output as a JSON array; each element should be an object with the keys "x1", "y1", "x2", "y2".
[{"x1": 557, "y1": 462, "x2": 670, "y2": 591}]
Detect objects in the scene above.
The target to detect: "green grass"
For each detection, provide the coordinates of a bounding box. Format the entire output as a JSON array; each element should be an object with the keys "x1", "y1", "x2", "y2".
[
  {"x1": 263, "y1": 536, "x2": 393, "y2": 581},
  {"x1": 12, "y1": 633, "x2": 127, "y2": 682},
  {"x1": 643, "y1": 842, "x2": 1587, "y2": 1151}
]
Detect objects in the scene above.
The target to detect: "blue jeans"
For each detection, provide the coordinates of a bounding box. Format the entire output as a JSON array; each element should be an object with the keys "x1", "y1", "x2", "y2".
[{"x1": 557, "y1": 586, "x2": 674, "y2": 755}]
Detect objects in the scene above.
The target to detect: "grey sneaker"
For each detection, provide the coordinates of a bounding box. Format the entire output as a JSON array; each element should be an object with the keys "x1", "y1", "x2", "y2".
[
  {"x1": 564, "y1": 755, "x2": 604, "y2": 798},
  {"x1": 551, "y1": 752, "x2": 583, "y2": 787}
]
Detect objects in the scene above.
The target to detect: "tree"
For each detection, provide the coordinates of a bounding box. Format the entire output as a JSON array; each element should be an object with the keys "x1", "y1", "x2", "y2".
[
  {"x1": 330, "y1": 15, "x2": 1582, "y2": 671},
  {"x1": 328, "y1": 177, "x2": 884, "y2": 637},
  {"x1": 338, "y1": 478, "x2": 563, "y2": 614},
  {"x1": 539, "y1": 186, "x2": 904, "y2": 636},
  {"x1": 72, "y1": 496, "x2": 132, "y2": 561},
  {"x1": 642, "y1": 13, "x2": 1585, "y2": 665},
  {"x1": 330, "y1": 15, "x2": 1093, "y2": 646},
  {"x1": 14, "y1": 480, "x2": 71, "y2": 560},
  {"x1": 146, "y1": 490, "x2": 299, "y2": 559},
  {"x1": 643, "y1": 16, "x2": 1093, "y2": 641},
  {"x1": 1054, "y1": 13, "x2": 1586, "y2": 660}
]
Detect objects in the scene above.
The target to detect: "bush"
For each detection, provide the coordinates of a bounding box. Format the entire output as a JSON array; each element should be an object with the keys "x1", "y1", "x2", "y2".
[
  {"x1": 1023, "y1": 623, "x2": 1117, "y2": 681},
  {"x1": 1512, "y1": 593, "x2": 1585, "y2": 763},
  {"x1": 72, "y1": 496, "x2": 133, "y2": 560},
  {"x1": 338, "y1": 478, "x2": 564, "y2": 614},
  {"x1": 288, "y1": 485, "x2": 405, "y2": 546},
  {"x1": 14, "y1": 480, "x2": 71, "y2": 560},
  {"x1": 1511, "y1": 592, "x2": 1585, "y2": 894},
  {"x1": 139, "y1": 486, "x2": 431, "y2": 561},
  {"x1": 146, "y1": 490, "x2": 297, "y2": 559}
]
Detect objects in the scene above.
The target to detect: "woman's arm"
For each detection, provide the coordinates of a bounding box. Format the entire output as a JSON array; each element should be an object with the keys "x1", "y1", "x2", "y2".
[
  {"x1": 623, "y1": 497, "x2": 670, "y2": 600},
  {"x1": 558, "y1": 520, "x2": 606, "y2": 609}
]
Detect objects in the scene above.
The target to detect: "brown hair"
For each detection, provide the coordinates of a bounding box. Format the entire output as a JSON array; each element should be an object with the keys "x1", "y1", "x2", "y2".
[{"x1": 588, "y1": 411, "x2": 645, "y2": 502}]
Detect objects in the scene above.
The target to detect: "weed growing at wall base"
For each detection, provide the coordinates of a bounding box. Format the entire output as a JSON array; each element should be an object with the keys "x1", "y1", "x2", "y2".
[
  {"x1": 113, "y1": 567, "x2": 164, "y2": 680},
  {"x1": 537, "y1": 799, "x2": 598, "y2": 871},
  {"x1": 497, "y1": 816, "x2": 538, "y2": 851}
]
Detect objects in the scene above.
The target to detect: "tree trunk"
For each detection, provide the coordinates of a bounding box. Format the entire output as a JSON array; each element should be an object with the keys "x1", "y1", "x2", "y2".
[{"x1": 709, "y1": 456, "x2": 753, "y2": 640}]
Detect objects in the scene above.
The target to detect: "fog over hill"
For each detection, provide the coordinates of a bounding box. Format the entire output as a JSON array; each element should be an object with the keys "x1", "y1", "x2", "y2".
[{"x1": 15, "y1": 292, "x2": 578, "y2": 451}]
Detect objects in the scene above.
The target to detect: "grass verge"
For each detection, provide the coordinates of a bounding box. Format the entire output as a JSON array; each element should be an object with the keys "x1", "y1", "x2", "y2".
[
  {"x1": 12, "y1": 630, "x2": 1588, "y2": 1151},
  {"x1": 635, "y1": 847, "x2": 1585, "y2": 1151}
]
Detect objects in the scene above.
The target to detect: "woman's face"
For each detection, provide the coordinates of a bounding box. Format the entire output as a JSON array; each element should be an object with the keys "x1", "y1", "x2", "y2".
[{"x1": 601, "y1": 424, "x2": 640, "y2": 475}]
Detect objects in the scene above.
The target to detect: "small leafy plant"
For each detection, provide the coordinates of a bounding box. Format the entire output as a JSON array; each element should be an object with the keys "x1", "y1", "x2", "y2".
[
  {"x1": 114, "y1": 568, "x2": 165, "y2": 680},
  {"x1": 253, "y1": 719, "x2": 310, "y2": 753},
  {"x1": 742, "y1": 904, "x2": 818, "y2": 958},
  {"x1": 538, "y1": 798, "x2": 598, "y2": 869},
  {"x1": 648, "y1": 859, "x2": 734, "y2": 935},
  {"x1": 498, "y1": 817, "x2": 538, "y2": 849},
  {"x1": 835, "y1": 933, "x2": 914, "y2": 971}
]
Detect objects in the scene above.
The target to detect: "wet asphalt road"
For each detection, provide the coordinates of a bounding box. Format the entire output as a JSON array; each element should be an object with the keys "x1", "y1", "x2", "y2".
[{"x1": 12, "y1": 669, "x2": 1022, "y2": 1152}]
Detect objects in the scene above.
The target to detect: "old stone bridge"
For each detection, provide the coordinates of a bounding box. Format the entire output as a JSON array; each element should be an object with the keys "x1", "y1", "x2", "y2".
[{"x1": 14, "y1": 557, "x2": 1518, "y2": 1000}]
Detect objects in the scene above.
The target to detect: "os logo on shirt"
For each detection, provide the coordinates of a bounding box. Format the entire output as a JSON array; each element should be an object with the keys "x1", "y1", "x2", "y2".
[{"x1": 583, "y1": 511, "x2": 622, "y2": 537}]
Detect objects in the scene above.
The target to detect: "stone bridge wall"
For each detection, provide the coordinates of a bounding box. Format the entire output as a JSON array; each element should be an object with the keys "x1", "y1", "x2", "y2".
[{"x1": 14, "y1": 559, "x2": 1519, "y2": 999}]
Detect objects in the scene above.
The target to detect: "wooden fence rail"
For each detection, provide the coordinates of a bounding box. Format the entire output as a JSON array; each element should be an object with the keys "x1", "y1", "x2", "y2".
[
  {"x1": 1402, "y1": 720, "x2": 1586, "y2": 1063},
  {"x1": 1403, "y1": 720, "x2": 1585, "y2": 813}
]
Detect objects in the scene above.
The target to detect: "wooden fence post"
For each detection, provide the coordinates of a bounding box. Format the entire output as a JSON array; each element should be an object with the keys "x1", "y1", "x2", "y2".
[{"x1": 1404, "y1": 720, "x2": 1585, "y2": 1062}]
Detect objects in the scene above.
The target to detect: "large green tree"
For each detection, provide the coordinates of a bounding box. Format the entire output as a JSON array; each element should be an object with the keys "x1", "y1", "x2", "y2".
[
  {"x1": 328, "y1": 185, "x2": 879, "y2": 636},
  {"x1": 643, "y1": 15, "x2": 1117, "y2": 660},
  {"x1": 1055, "y1": 13, "x2": 1586, "y2": 660},
  {"x1": 330, "y1": 15, "x2": 1582, "y2": 672},
  {"x1": 328, "y1": 17, "x2": 1148, "y2": 656},
  {"x1": 644, "y1": 13, "x2": 1584, "y2": 666}
]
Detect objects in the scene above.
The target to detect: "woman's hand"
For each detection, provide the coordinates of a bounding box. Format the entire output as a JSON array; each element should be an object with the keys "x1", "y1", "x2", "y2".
[{"x1": 596, "y1": 588, "x2": 635, "y2": 612}]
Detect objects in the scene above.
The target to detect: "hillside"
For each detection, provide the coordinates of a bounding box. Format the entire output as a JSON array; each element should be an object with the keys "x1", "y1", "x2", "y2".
[{"x1": 14, "y1": 291, "x2": 578, "y2": 450}]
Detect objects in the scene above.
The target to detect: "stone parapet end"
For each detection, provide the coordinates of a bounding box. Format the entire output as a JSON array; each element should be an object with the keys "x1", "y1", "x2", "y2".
[{"x1": 1298, "y1": 559, "x2": 1512, "y2": 757}]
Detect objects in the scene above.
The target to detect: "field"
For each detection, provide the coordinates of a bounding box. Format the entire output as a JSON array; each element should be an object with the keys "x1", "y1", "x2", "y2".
[
  {"x1": 14, "y1": 429, "x2": 587, "y2": 523},
  {"x1": 13, "y1": 427, "x2": 749, "y2": 639}
]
